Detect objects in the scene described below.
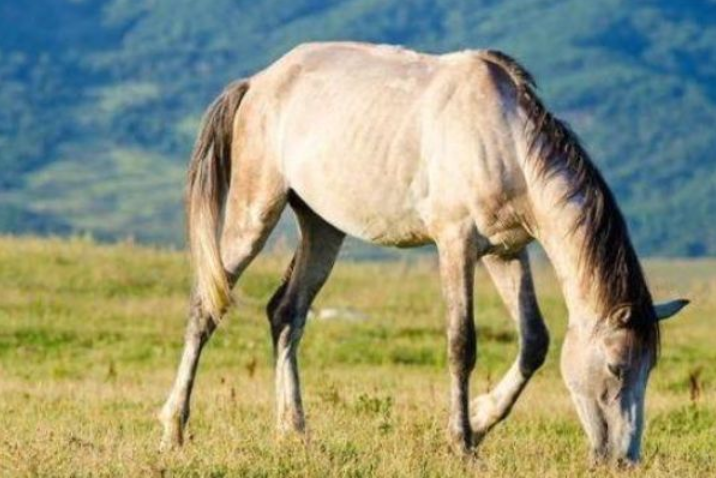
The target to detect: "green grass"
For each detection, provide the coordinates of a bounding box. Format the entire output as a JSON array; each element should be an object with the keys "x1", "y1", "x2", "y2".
[{"x1": 0, "y1": 236, "x2": 714, "y2": 476}]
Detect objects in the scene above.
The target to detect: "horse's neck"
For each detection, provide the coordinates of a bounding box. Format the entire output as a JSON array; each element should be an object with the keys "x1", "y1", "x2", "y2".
[{"x1": 526, "y1": 175, "x2": 600, "y2": 326}]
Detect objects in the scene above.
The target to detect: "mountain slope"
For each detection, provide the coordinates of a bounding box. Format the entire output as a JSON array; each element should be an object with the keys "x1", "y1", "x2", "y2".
[{"x1": 0, "y1": 0, "x2": 714, "y2": 255}]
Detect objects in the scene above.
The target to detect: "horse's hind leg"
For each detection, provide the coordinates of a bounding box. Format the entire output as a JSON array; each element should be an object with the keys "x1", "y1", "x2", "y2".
[
  {"x1": 471, "y1": 250, "x2": 549, "y2": 443},
  {"x1": 266, "y1": 195, "x2": 344, "y2": 434},
  {"x1": 159, "y1": 188, "x2": 286, "y2": 451},
  {"x1": 159, "y1": 291, "x2": 218, "y2": 451}
]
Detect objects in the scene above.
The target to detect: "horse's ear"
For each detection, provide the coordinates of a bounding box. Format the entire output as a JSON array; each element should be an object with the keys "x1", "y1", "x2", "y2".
[{"x1": 654, "y1": 299, "x2": 689, "y2": 321}]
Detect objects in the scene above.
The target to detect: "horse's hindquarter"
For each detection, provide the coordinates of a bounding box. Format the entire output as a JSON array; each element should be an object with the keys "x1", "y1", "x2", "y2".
[{"x1": 253, "y1": 43, "x2": 532, "y2": 251}]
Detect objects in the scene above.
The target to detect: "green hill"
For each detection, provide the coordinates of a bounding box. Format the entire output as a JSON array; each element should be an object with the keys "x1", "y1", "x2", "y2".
[{"x1": 1, "y1": 0, "x2": 715, "y2": 255}]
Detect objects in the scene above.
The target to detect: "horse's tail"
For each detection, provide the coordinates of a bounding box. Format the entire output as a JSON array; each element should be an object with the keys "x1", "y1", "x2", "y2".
[{"x1": 186, "y1": 80, "x2": 250, "y2": 320}]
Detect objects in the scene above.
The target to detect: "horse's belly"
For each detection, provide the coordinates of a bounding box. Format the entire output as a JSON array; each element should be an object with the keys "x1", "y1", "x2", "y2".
[
  {"x1": 289, "y1": 169, "x2": 432, "y2": 247},
  {"x1": 278, "y1": 68, "x2": 433, "y2": 247},
  {"x1": 291, "y1": 180, "x2": 431, "y2": 247}
]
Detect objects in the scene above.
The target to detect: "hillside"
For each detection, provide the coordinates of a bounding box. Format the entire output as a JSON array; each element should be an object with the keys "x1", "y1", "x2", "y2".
[{"x1": 1, "y1": 0, "x2": 715, "y2": 255}]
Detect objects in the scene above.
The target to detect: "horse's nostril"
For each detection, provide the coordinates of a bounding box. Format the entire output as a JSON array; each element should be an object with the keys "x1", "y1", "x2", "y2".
[{"x1": 608, "y1": 363, "x2": 626, "y2": 379}]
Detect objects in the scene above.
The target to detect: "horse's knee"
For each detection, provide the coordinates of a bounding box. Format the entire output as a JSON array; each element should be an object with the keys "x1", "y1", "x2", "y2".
[
  {"x1": 267, "y1": 296, "x2": 308, "y2": 350},
  {"x1": 519, "y1": 323, "x2": 549, "y2": 376},
  {"x1": 185, "y1": 295, "x2": 216, "y2": 343},
  {"x1": 448, "y1": 319, "x2": 477, "y2": 374}
]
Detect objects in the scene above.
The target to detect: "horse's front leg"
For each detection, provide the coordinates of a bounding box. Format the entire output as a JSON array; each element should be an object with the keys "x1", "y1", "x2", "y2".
[
  {"x1": 437, "y1": 228, "x2": 478, "y2": 453},
  {"x1": 471, "y1": 250, "x2": 549, "y2": 444}
]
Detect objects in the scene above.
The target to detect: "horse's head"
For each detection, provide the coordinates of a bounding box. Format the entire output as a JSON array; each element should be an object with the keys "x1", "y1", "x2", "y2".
[{"x1": 560, "y1": 298, "x2": 688, "y2": 465}]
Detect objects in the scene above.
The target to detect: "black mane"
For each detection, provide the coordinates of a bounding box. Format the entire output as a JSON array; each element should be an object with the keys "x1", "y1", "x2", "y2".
[{"x1": 481, "y1": 50, "x2": 659, "y2": 360}]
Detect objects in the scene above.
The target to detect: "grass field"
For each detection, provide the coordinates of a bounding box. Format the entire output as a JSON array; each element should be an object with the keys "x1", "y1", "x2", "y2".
[{"x1": 0, "y1": 236, "x2": 714, "y2": 477}]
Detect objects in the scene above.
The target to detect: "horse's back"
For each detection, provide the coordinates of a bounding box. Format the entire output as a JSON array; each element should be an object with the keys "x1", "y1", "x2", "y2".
[{"x1": 239, "y1": 42, "x2": 529, "y2": 250}]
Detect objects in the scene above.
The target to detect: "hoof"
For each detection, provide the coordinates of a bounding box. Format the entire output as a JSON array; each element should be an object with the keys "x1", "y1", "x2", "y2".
[
  {"x1": 276, "y1": 420, "x2": 308, "y2": 444},
  {"x1": 447, "y1": 422, "x2": 475, "y2": 456},
  {"x1": 588, "y1": 449, "x2": 638, "y2": 470},
  {"x1": 158, "y1": 409, "x2": 185, "y2": 452},
  {"x1": 447, "y1": 438, "x2": 478, "y2": 458},
  {"x1": 470, "y1": 393, "x2": 499, "y2": 438},
  {"x1": 276, "y1": 410, "x2": 306, "y2": 438},
  {"x1": 159, "y1": 426, "x2": 183, "y2": 452}
]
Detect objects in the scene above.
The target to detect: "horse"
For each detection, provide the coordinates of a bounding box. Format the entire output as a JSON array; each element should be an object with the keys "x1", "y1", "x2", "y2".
[{"x1": 159, "y1": 42, "x2": 688, "y2": 464}]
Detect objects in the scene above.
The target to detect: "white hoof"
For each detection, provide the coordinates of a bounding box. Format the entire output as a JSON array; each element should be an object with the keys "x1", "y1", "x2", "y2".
[
  {"x1": 158, "y1": 407, "x2": 185, "y2": 452},
  {"x1": 470, "y1": 393, "x2": 500, "y2": 436}
]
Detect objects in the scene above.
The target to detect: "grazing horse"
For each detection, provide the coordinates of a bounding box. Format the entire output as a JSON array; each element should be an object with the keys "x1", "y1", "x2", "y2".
[{"x1": 159, "y1": 42, "x2": 688, "y2": 464}]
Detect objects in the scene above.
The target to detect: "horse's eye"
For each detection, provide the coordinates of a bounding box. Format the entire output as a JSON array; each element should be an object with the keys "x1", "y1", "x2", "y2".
[{"x1": 607, "y1": 363, "x2": 626, "y2": 380}]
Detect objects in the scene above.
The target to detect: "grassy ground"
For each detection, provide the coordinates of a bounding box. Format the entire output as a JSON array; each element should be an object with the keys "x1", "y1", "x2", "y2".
[{"x1": 0, "y1": 236, "x2": 714, "y2": 477}]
